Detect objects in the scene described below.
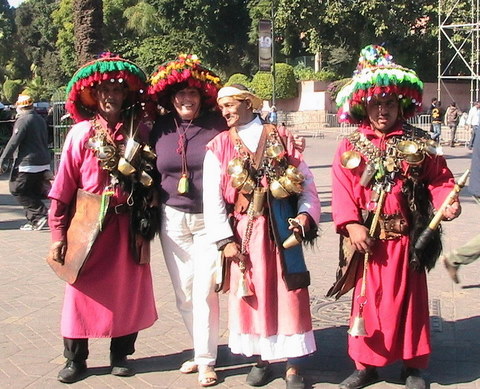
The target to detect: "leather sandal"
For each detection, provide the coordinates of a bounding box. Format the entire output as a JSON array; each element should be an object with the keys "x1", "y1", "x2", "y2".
[
  {"x1": 198, "y1": 365, "x2": 217, "y2": 387},
  {"x1": 180, "y1": 359, "x2": 198, "y2": 374}
]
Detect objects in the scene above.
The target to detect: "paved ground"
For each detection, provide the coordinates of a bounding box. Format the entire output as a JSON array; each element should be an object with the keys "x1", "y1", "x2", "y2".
[{"x1": 1, "y1": 134, "x2": 479, "y2": 389}]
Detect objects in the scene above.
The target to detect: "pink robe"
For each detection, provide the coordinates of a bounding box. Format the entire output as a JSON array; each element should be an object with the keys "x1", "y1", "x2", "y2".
[
  {"x1": 331, "y1": 123, "x2": 455, "y2": 367},
  {"x1": 49, "y1": 118, "x2": 158, "y2": 338},
  {"x1": 206, "y1": 126, "x2": 319, "y2": 359}
]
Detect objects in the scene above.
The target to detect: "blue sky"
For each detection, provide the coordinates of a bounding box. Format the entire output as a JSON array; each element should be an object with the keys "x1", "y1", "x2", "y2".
[{"x1": 8, "y1": 0, "x2": 24, "y2": 7}]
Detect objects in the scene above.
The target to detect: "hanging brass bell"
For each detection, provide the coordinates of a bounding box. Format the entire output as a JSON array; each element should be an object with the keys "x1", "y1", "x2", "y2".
[{"x1": 348, "y1": 315, "x2": 368, "y2": 337}]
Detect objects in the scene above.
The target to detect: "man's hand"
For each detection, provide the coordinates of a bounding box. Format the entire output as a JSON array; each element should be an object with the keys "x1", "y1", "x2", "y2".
[
  {"x1": 443, "y1": 200, "x2": 462, "y2": 221},
  {"x1": 223, "y1": 242, "x2": 242, "y2": 263},
  {"x1": 49, "y1": 241, "x2": 67, "y2": 264},
  {"x1": 293, "y1": 135, "x2": 306, "y2": 153},
  {"x1": 345, "y1": 223, "x2": 373, "y2": 254}
]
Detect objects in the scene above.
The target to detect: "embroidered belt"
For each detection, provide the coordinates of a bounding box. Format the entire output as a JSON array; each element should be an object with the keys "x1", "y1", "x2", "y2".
[{"x1": 377, "y1": 213, "x2": 408, "y2": 240}]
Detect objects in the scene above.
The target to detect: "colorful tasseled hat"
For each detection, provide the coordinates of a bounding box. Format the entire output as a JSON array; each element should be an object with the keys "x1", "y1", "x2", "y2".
[
  {"x1": 65, "y1": 52, "x2": 147, "y2": 123},
  {"x1": 148, "y1": 54, "x2": 222, "y2": 110},
  {"x1": 336, "y1": 45, "x2": 423, "y2": 124}
]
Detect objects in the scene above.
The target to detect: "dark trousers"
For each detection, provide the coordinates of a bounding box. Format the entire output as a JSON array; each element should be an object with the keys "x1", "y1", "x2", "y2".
[
  {"x1": 63, "y1": 332, "x2": 138, "y2": 362},
  {"x1": 9, "y1": 169, "x2": 50, "y2": 223}
]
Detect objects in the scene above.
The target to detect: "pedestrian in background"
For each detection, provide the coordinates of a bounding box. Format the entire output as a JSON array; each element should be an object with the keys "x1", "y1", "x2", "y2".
[
  {"x1": 444, "y1": 102, "x2": 462, "y2": 147},
  {"x1": 430, "y1": 100, "x2": 443, "y2": 143},
  {"x1": 0, "y1": 94, "x2": 51, "y2": 231},
  {"x1": 466, "y1": 101, "x2": 480, "y2": 149}
]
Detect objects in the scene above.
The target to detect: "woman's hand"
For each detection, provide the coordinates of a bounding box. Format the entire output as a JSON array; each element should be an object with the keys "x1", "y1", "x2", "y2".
[
  {"x1": 345, "y1": 223, "x2": 373, "y2": 254},
  {"x1": 289, "y1": 213, "x2": 311, "y2": 235}
]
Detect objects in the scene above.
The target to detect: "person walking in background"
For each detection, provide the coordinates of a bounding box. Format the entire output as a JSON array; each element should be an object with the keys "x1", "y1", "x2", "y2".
[
  {"x1": 430, "y1": 100, "x2": 443, "y2": 143},
  {"x1": 203, "y1": 84, "x2": 320, "y2": 389},
  {"x1": 0, "y1": 94, "x2": 51, "y2": 231},
  {"x1": 47, "y1": 54, "x2": 158, "y2": 384},
  {"x1": 466, "y1": 101, "x2": 480, "y2": 149},
  {"x1": 444, "y1": 102, "x2": 462, "y2": 147},
  {"x1": 148, "y1": 54, "x2": 225, "y2": 387},
  {"x1": 331, "y1": 45, "x2": 461, "y2": 389}
]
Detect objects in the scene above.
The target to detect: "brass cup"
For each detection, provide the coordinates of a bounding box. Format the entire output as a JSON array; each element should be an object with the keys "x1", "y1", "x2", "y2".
[
  {"x1": 285, "y1": 165, "x2": 305, "y2": 183},
  {"x1": 340, "y1": 150, "x2": 361, "y2": 169},
  {"x1": 97, "y1": 145, "x2": 116, "y2": 160},
  {"x1": 397, "y1": 140, "x2": 419, "y2": 155},
  {"x1": 139, "y1": 171, "x2": 153, "y2": 187},
  {"x1": 424, "y1": 139, "x2": 439, "y2": 155},
  {"x1": 282, "y1": 232, "x2": 303, "y2": 249},
  {"x1": 231, "y1": 172, "x2": 248, "y2": 189},
  {"x1": 228, "y1": 158, "x2": 245, "y2": 175},
  {"x1": 117, "y1": 157, "x2": 137, "y2": 175},
  {"x1": 142, "y1": 144, "x2": 157, "y2": 160},
  {"x1": 266, "y1": 143, "x2": 286, "y2": 159},
  {"x1": 240, "y1": 176, "x2": 255, "y2": 194},
  {"x1": 270, "y1": 179, "x2": 290, "y2": 198},
  {"x1": 404, "y1": 152, "x2": 425, "y2": 165},
  {"x1": 280, "y1": 176, "x2": 303, "y2": 194},
  {"x1": 124, "y1": 138, "x2": 141, "y2": 162}
]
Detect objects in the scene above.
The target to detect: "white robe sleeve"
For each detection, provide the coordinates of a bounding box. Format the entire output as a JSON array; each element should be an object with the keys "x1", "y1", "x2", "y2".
[
  {"x1": 203, "y1": 149, "x2": 234, "y2": 244},
  {"x1": 297, "y1": 161, "x2": 321, "y2": 224}
]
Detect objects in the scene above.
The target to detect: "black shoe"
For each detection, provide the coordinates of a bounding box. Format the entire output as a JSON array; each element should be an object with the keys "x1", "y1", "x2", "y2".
[
  {"x1": 286, "y1": 373, "x2": 305, "y2": 389},
  {"x1": 246, "y1": 364, "x2": 271, "y2": 386},
  {"x1": 110, "y1": 356, "x2": 135, "y2": 377},
  {"x1": 401, "y1": 367, "x2": 426, "y2": 389},
  {"x1": 339, "y1": 368, "x2": 378, "y2": 389},
  {"x1": 57, "y1": 360, "x2": 87, "y2": 383}
]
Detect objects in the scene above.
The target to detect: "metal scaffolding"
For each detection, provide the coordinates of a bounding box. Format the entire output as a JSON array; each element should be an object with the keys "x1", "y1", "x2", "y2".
[{"x1": 438, "y1": 0, "x2": 480, "y2": 104}]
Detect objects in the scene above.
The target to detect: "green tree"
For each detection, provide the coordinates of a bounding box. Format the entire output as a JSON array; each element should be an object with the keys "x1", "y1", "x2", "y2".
[
  {"x1": 52, "y1": 0, "x2": 76, "y2": 77},
  {"x1": 3, "y1": 79, "x2": 24, "y2": 104},
  {"x1": 226, "y1": 73, "x2": 251, "y2": 88},
  {"x1": 14, "y1": 0, "x2": 64, "y2": 84},
  {"x1": 250, "y1": 63, "x2": 297, "y2": 100}
]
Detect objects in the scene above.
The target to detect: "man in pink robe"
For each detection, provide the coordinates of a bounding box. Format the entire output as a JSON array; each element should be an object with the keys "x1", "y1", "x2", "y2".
[
  {"x1": 47, "y1": 55, "x2": 157, "y2": 383},
  {"x1": 203, "y1": 85, "x2": 321, "y2": 389},
  {"x1": 331, "y1": 45, "x2": 461, "y2": 389}
]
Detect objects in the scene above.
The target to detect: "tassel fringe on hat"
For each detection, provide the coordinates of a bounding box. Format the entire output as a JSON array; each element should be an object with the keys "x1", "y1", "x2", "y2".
[
  {"x1": 336, "y1": 45, "x2": 423, "y2": 124},
  {"x1": 65, "y1": 52, "x2": 147, "y2": 123},
  {"x1": 148, "y1": 54, "x2": 222, "y2": 111}
]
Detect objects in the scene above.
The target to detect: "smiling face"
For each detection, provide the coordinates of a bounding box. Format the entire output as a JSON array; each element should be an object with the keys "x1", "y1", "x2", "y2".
[
  {"x1": 366, "y1": 94, "x2": 400, "y2": 133},
  {"x1": 171, "y1": 87, "x2": 201, "y2": 120},
  {"x1": 217, "y1": 96, "x2": 255, "y2": 128},
  {"x1": 93, "y1": 81, "x2": 128, "y2": 122}
]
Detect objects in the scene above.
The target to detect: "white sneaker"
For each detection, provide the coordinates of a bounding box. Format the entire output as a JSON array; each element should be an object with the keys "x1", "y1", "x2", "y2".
[
  {"x1": 34, "y1": 216, "x2": 48, "y2": 231},
  {"x1": 19, "y1": 223, "x2": 35, "y2": 231}
]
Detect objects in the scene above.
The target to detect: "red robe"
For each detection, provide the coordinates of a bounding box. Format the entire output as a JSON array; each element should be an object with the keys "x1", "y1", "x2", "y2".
[{"x1": 331, "y1": 123, "x2": 455, "y2": 367}]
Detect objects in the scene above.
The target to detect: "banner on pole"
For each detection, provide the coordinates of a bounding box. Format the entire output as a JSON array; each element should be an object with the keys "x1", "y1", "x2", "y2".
[{"x1": 258, "y1": 19, "x2": 272, "y2": 71}]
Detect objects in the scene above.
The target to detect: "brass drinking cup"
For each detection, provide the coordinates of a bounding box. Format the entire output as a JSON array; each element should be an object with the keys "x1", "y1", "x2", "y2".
[{"x1": 340, "y1": 150, "x2": 361, "y2": 169}]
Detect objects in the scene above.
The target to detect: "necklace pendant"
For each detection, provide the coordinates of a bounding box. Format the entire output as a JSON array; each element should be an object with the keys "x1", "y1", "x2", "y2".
[{"x1": 178, "y1": 173, "x2": 189, "y2": 194}]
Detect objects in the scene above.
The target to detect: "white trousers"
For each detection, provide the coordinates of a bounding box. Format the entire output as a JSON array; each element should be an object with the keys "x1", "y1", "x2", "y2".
[{"x1": 160, "y1": 205, "x2": 219, "y2": 366}]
